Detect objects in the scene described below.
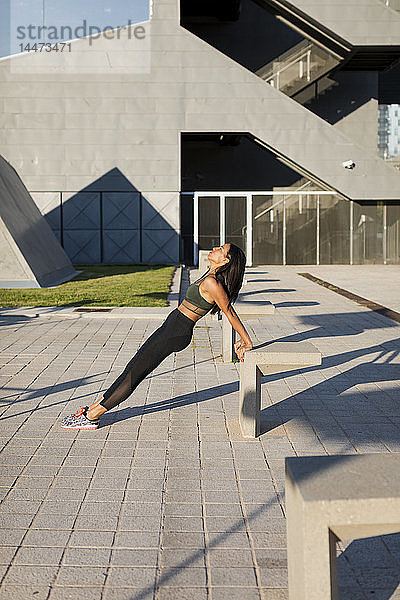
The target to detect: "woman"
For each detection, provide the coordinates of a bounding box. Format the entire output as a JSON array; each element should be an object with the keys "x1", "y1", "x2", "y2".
[{"x1": 61, "y1": 242, "x2": 253, "y2": 430}]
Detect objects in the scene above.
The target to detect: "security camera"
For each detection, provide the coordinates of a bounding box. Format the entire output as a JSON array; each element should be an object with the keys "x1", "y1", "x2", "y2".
[{"x1": 342, "y1": 160, "x2": 356, "y2": 170}]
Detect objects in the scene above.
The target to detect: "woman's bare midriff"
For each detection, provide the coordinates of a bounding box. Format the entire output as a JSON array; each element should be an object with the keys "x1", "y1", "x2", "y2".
[{"x1": 178, "y1": 301, "x2": 207, "y2": 322}]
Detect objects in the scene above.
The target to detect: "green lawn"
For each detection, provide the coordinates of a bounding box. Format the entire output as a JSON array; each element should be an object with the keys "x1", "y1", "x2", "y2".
[{"x1": 0, "y1": 265, "x2": 176, "y2": 308}]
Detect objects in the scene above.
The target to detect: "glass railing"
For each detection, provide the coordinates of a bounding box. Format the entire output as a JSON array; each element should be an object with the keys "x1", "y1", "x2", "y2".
[{"x1": 256, "y1": 39, "x2": 340, "y2": 96}]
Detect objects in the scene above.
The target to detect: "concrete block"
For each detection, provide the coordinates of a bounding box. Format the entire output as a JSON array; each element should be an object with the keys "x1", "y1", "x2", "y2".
[
  {"x1": 286, "y1": 453, "x2": 400, "y2": 600},
  {"x1": 222, "y1": 301, "x2": 275, "y2": 363},
  {"x1": 239, "y1": 342, "x2": 321, "y2": 437}
]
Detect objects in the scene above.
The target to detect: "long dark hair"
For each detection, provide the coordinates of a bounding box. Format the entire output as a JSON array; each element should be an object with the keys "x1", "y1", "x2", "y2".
[{"x1": 210, "y1": 243, "x2": 246, "y2": 315}]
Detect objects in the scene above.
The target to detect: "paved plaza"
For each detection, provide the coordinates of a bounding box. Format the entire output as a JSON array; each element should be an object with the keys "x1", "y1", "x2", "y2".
[{"x1": 0, "y1": 266, "x2": 399, "y2": 599}]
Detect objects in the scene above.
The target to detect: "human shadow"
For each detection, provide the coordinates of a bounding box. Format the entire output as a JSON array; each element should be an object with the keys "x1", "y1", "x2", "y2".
[
  {"x1": 273, "y1": 301, "x2": 320, "y2": 308},
  {"x1": 0, "y1": 373, "x2": 109, "y2": 419},
  {"x1": 103, "y1": 381, "x2": 239, "y2": 426},
  {"x1": 260, "y1": 341, "x2": 400, "y2": 437},
  {"x1": 244, "y1": 278, "x2": 280, "y2": 283},
  {"x1": 0, "y1": 314, "x2": 39, "y2": 325},
  {"x1": 338, "y1": 533, "x2": 400, "y2": 599},
  {"x1": 239, "y1": 288, "x2": 296, "y2": 297}
]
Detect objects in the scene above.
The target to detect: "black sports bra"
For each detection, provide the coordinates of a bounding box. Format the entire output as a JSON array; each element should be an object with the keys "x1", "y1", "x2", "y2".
[{"x1": 181, "y1": 271, "x2": 216, "y2": 315}]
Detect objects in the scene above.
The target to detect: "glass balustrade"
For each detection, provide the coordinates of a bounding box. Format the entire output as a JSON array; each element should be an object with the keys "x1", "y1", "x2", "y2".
[
  {"x1": 256, "y1": 40, "x2": 340, "y2": 96},
  {"x1": 194, "y1": 191, "x2": 400, "y2": 265}
]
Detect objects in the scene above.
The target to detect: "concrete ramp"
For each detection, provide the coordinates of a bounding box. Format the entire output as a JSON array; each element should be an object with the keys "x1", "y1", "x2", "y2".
[{"x1": 0, "y1": 155, "x2": 77, "y2": 288}]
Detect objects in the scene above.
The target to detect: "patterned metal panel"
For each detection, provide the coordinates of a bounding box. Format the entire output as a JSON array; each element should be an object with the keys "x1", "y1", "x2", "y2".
[
  {"x1": 142, "y1": 229, "x2": 179, "y2": 263},
  {"x1": 63, "y1": 230, "x2": 101, "y2": 264},
  {"x1": 103, "y1": 230, "x2": 140, "y2": 263},
  {"x1": 103, "y1": 192, "x2": 140, "y2": 229},
  {"x1": 62, "y1": 192, "x2": 100, "y2": 230},
  {"x1": 31, "y1": 192, "x2": 61, "y2": 231},
  {"x1": 142, "y1": 195, "x2": 178, "y2": 230}
]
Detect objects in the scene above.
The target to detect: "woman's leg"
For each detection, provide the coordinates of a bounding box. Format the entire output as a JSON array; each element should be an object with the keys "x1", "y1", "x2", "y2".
[{"x1": 97, "y1": 311, "x2": 194, "y2": 412}]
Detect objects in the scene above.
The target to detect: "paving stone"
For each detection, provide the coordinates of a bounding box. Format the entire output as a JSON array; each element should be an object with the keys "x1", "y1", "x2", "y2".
[
  {"x1": 161, "y1": 532, "x2": 205, "y2": 549},
  {"x1": 158, "y1": 567, "x2": 207, "y2": 587},
  {"x1": 157, "y1": 588, "x2": 208, "y2": 600},
  {"x1": 105, "y1": 566, "x2": 157, "y2": 587},
  {"x1": 164, "y1": 503, "x2": 203, "y2": 517},
  {"x1": 210, "y1": 566, "x2": 258, "y2": 587},
  {"x1": 0, "y1": 529, "x2": 26, "y2": 546},
  {"x1": 118, "y1": 516, "x2": 161, "y2": 531},
  {"x1": 110, "y1": 548, "x2": 158, "y2": 566},
  {"x1": 163, "y1": 516, "x2": 204, "y2": 532},
  {"x1": 208, "y1": 548, "x2": 254, "y2": 567},
  {"x1": 102, "y1": 588, "x2": 154, "y2": 600},
  {"x1": 121, "y1": 502, "x2": 162, "y2": 516},
  {"x1": 114, "y1": 531, "x2": 160, "y2": 548},
  {"x1": 0, "y1": 514, "x2": 34, "y2": 529},
  {"x1": 207, "y1": 532, "x2": 251, "y2": 549},
  {"x1": 13, "y1": 546, "x2": 64, "y2": 565},
  {"x1": 260, "y1": 589, "x2": 288, "y2": 600},
  {"x1": 0, "y1": 585, "x2": 51, "y2": 600},
  {"x1": 3, "y1": 565, "x2": 59, "y2": 586},
  {"x1": 258, "y1": 568, "x2": 288, "y2": 588},
  {"x1": 74, "y1": 515, "x2": 118, "y2": 531},
  {"x1": 160, "y1": 548, "x2": 206, "y2": 568},
  {"x1": 55, "y1": 566, "x2": 107, "y2": 586},
  {"x1": 68, "y1": 530, "x2": 115, "y2": 548},
  {"x1": 0, "y1": 546, "x2": 17, "y2": 565},
  {"x1": 63, "y1": 547, "x2": 112, "y2": 566},
  {"x1": 48, "y1": 588, "x2": 103, "y2": 600}
]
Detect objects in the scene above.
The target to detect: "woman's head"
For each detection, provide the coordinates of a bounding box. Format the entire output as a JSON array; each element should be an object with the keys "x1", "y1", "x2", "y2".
[{"x1": 208, "y1": 242, "x2": 246, "y2": 314}]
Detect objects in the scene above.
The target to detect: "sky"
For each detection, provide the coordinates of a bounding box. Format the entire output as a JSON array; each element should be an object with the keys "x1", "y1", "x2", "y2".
[{"x1": 1, "y1": 0, "x2": 149, "y2": 58}]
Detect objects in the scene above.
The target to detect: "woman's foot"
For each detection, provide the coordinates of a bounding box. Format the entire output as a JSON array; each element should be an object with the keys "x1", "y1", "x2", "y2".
[{"x1": 61, "y1": 406, "x2": 100, "y2": 430}]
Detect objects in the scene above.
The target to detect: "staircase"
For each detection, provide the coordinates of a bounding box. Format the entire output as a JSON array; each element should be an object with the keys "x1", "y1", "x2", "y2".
[{"x1": 256, "y1": 39, "x2": 341, "y2": 97}]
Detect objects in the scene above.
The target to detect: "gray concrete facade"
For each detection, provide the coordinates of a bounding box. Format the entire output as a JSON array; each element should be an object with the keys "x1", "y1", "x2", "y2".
[{"x1": 0, "y1": 0, "x2": 399, "y2": 267}]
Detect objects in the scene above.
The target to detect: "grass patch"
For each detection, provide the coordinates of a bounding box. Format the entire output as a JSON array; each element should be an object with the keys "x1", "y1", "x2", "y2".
[{"x1": 0, "y1": 264, "x2": 176, "y2": 308}]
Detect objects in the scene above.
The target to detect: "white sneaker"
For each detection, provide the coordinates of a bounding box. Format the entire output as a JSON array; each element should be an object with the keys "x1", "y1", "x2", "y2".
[{"x1": 61, "y1": 406, "x2": 99, "y2": 430}]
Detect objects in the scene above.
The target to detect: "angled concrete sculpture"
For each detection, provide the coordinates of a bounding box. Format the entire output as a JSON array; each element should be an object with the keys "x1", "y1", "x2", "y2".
[{"x1": 0, "y1": 155, "x2": 77, "y2": 288}]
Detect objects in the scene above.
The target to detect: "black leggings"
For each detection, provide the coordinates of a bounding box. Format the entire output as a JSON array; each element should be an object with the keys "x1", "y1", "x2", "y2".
[{"x1": 100, "y1": 308, "x2": 195, "y2": 410}]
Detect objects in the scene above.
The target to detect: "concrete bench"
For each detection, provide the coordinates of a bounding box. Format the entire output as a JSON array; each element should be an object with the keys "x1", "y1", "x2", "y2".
[
  {"x1": 198, "y1": 249, "x2": 211, "y2": 272},
  {"x1": 222, "y1": 300, "x2": 275, "y2": 362},
  {"x1": 239, "y1": 342, "x2": 321, "y2": 437},
  {"x1": 286, "y1": 453, "x2": 400, "y2": 600}
]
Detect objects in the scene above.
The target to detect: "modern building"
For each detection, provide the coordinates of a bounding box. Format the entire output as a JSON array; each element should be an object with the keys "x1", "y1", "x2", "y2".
[{"x1": 1, "y1": 0, "x2": 400, "y2": 270}]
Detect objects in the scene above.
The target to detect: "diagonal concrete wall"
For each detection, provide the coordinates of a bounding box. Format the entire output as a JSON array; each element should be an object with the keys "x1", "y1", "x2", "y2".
[
  {"x1": 268, "y1": 0, "x2": 400, "y2": 45},
  {"x1": 0, "y1": 155, "x2": 77, "y2": 288}
]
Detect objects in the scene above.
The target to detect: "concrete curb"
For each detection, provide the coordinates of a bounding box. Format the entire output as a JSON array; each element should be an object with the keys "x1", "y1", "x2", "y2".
[{"x1": 0, "y1": 265, "x2": 182, "y2": 321}]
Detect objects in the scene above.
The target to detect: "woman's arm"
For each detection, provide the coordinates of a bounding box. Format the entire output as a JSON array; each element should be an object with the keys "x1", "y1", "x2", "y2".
[{"x1": 202, "y1": 278, "x2": 252, "y2": 361}]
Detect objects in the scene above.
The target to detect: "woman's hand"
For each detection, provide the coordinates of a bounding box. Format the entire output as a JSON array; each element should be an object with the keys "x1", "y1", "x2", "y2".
[{"x1": 234, "y1": 339, "x2": 253, "y2": 362}]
